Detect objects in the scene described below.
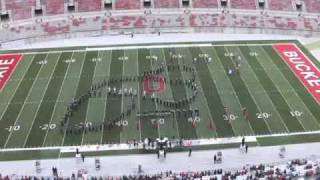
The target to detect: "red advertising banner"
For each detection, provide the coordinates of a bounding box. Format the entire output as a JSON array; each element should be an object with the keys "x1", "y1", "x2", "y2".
[
  {"x1": 0, "y1": 54, "x2": 23, "y2": 92},
  {"x1": 273, "y1": 43, "x2": 320, "y2": 104}
]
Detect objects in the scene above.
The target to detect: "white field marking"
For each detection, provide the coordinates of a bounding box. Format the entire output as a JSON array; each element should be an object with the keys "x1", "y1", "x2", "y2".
[
  {"x1": 3, "y1": 130, "x2": 320, "y2": 152},
  {"x1": 205, "y1": 47, "x2": 241, "y2": 136},
  {"x1": 178, "y1": 49, "x2": 218, "y2": 137},
  {"x1": 4, "y1": 53, "x2": 49, "y2": 149},
  {"x1": 273, "y1": 43, "x2": 320, "y2": 106},
  {"x1": 60, "y1": 51, "x2": 87, "y2": 148},
  {"x1": 42, "y1": 52, "x2": 75, "y2": 147},
  {"x1": 260, "y1": 46, "x2": 320, "y2": 129},
  {"x1": 136, "y1": 50, "x2": 142, "y2": 143},
  {"x1": 0, "y1": 55, "x2": 36, "y2": 122},
  {"x1": 224, "y1": 48, "x2": 272, "y2": 133},
  {"x1": 22, "y1": 53, "x2": 62, "y2": 148},
  {"x1": 100, "y1": 51, "x2": 112, "y2": 144},
  {"x1": 178, "y1": 47, "x2": 218, "y2": 137},
  {"x1": 228, "y1": 46, "x2": 275, "y2": 134},
  {"x1": 244, "y1": 46, "x2": 291, "y2": 133},
  {"x1": 80, "y1": 51, "x2": 99, "y2": 146},
  {"x1": 119, "y1": 50, "x2": 125, "y2": 143},
  {"x1": 14, "y1": 43, "x2": 277, "y2": 56},
  {"x1": 257, "y1": 48, "x2": 308, "y2": 132},
  {"x1": 86, "y1": 43, "x2": 277, "y2": 52},
  {"x1": 149, "y1": 50, "x2": 161, "y2": 139},
  {"x1": 160, "y1": 48, "x2": 181, "y2": 139}
]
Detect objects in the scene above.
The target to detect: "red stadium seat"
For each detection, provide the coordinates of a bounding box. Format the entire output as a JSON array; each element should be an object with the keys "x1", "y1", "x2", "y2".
[
  {"x1": 304, "y1": 0, "x2": 320, "y2": 13},
  {"x1": 231, "y1": 0, "x2": 257, "y2": 10},
  {"x1": 268, "y1": 0, "x2": 294, "y2": 11},
  {"x1": 115, "y1": 0, "x2": 141, "y2": 10},
  {"x1": 193, "y1": 0, "x2": 218, "y2": 8},
  {"x1": 77, "y1": 0, "x2": 102, "y2": 12},
  {"x1": 154, "y1": 0, "x2": 179, "y2": 8},
  {"x1": 46, "y1": 0, "x2": 65, "y2": 15},
  {"x1": 5, "y1": 0, "x2": 36, "y2": 20}
]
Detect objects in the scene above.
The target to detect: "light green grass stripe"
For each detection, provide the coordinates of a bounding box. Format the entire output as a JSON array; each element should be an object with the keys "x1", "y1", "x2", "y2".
[
  {"x1": 43, "y1": 52, "x2": 86, "y2": 147},
  {"x1": 82, "y1": 51, "x2": 112, "y2": 145},
  {"x1": 203, "y1": 46, "x2": 254, "y2": 136},
  {"x1": 176, "y1": 47, "x2": 217, "y2": 138},
  {"x1": 256, "y1": 46, "x2": 320, "y2": 131},
  {"x1": 231, "y1": 46, "x2": 288, "y2": 134},
  {"x1": 5, "y1": 53, "x2": 61, "y2": 148}
]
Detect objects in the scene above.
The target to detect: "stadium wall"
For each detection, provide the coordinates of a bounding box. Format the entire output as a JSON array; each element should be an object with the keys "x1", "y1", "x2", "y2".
[{"x1": 0, "y1": 9, "x2": 319, "y2": 47}]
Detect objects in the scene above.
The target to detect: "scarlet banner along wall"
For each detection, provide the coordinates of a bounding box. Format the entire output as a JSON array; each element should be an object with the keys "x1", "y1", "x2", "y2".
[
  {"x1": 0, "y1": 54, "x2": 23, "y2": 92},
  {"x1": 273, "y1": 43, "x2": 320, "y2": 104}
]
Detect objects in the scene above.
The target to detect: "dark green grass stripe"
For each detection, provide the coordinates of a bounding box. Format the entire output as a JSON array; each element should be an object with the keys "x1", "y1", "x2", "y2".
[
  {"x1": 0, "y1": 53, "x2": 46, "y2": 148},
  {"x1": 239, "y1": 46, "x2": 304, "y2": 132},
  {"x1": 189, "y1": 47, "x2": 234, "y2": 137},
  {"x1": 102, "y1": 50, "x2": 124, "y2": 144},
  {"x1": 137, "y1": 49, "x2": 158, "y2": 140},
  {"x1": 215, "y1": 46, "x2": 270, "y2": 135},
  {"x1": 263, "y1": 46, "x2": 320, "y2": 124},
  {"x1": 163, "y1": 48, "x2": 197, "y2": 139},
  {"x1": 25, "y1": 52, "x2": 72, "y2": 147},
  {"x1": 63, "y1": 51, "x2": 98, "y2": 146}
]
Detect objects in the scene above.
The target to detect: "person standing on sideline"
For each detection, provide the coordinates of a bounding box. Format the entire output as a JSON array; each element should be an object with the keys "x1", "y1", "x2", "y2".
[
  {"x1": 81, "y1": 154, "x2": 85, "y2": 162},
  {"x1": 188, "y1": 148, "x2": 192, "y2": 157},
  {"x1": 245, "y1": 145, "x2": 248, "y2": 153}
]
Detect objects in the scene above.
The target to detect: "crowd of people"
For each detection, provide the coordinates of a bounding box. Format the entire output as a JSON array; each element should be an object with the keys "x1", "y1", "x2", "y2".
[{"x1": 1, "y1": 157, "x2": 319, "y2": 180}]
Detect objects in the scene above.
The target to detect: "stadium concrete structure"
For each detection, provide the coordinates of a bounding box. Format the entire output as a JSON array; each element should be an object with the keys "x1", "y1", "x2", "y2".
[{"x1": 0, "y1": 0, "x2": 320, "y2": 178}]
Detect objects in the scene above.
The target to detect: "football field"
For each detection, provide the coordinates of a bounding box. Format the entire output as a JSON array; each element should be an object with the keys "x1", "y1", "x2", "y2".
[{"x1": 0, "y1": 40, "x2": 319, "y2": 152}]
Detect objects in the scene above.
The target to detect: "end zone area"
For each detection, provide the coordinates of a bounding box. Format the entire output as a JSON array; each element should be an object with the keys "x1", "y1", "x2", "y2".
[{"x1": 0, "y1": 40, "x2": 319, "y2": 160}]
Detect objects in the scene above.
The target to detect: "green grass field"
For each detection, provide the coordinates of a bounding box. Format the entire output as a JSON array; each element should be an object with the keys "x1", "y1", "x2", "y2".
[{"x1": 0, "y1": 40, "x2": 319, "y2": 155}]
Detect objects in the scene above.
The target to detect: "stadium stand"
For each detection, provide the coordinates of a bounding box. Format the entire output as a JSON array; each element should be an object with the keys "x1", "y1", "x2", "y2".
[
  {"x1": 154, "y1": 0, "x2": 180, "y2": 8},
  {"x1": 45, "y1": 0, "x2": 65, "y2": 15},
  {"x1": 5, "y1": 0, "x2": 36, "y2": 20},
  {"x1": 77, "y1": 0, "x2": 102, "y2": 12},
  {"x1": 231, "y1": 0, "x2": 257, "y2": 10},
  {"x1": 0, "y1": 158, "x2": 319, "y2": 179},
  {"x1": 268, "y1": 0, "x2": 294, "y2": 11},
  {"x1": 115, "y1": 0, "x2": 141, "y2": 10},
  {"x1": 304, "y1": 0, "x2": 320, "y2": 13},
  {"x1": 192, "y1": 0, "x2": 219, "y2": 8}
]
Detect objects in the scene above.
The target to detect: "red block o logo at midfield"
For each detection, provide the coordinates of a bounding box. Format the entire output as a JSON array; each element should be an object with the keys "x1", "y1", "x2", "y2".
[{"x1": 143, "y1": 75, "x2": 166, "y2": 94}]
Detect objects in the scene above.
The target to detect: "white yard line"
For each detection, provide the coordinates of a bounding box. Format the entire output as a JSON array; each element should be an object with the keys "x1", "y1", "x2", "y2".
[
  {"x1": 227, "y1": 47, "x2": 274, "y2": 134},
  {"x1": 136, "y1": 50, "x2": 142, "y2": 142},
  {"x1": 260, "y1": 47, "x2": 320, "y2": 129},
  {"x1": 4, "y1": 53, "x2": 49, "y2": 149},
  {"x1": 177, "y1": 47, "x2": 218, "y2": 138},
  {"x1": 41, "y1": 51, "x2": 74, "y2": 147},
  {"x1": 119, "y1": 50, "x2": 125, "y2": 143},
  {"x1": 160, "y1": 48, "x2": 181, "y2": 139},
  {"x1": 60, "y1": 51, "x2": 87, "y2": 147},
  {"x1": 22, "y1": 53, "x2": 62, "y2": 148},
  {"x1": 149, "y1": 50, "x2": 161, "y2": 139},
  {"x1": 235, "y1": 46, "x2": 289, "y2": 133},
  {"x1": 0, "y1": 55, "x2": 35, "y2": 122},
  {"x1": 100, "y1": 51, "x2": 112, "y2": 144},
  {"x1": 80, "y1": 51, "x2": 99, "y2": 146}
]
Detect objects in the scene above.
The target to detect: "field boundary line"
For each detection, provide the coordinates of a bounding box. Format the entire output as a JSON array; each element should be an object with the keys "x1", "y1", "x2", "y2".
[
  {"x1": 2, "y1": 130, "x2": 320, "y2": 153},
  {"x1": 4, "y1": 53, "x2": 49, "y2": 148}
]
